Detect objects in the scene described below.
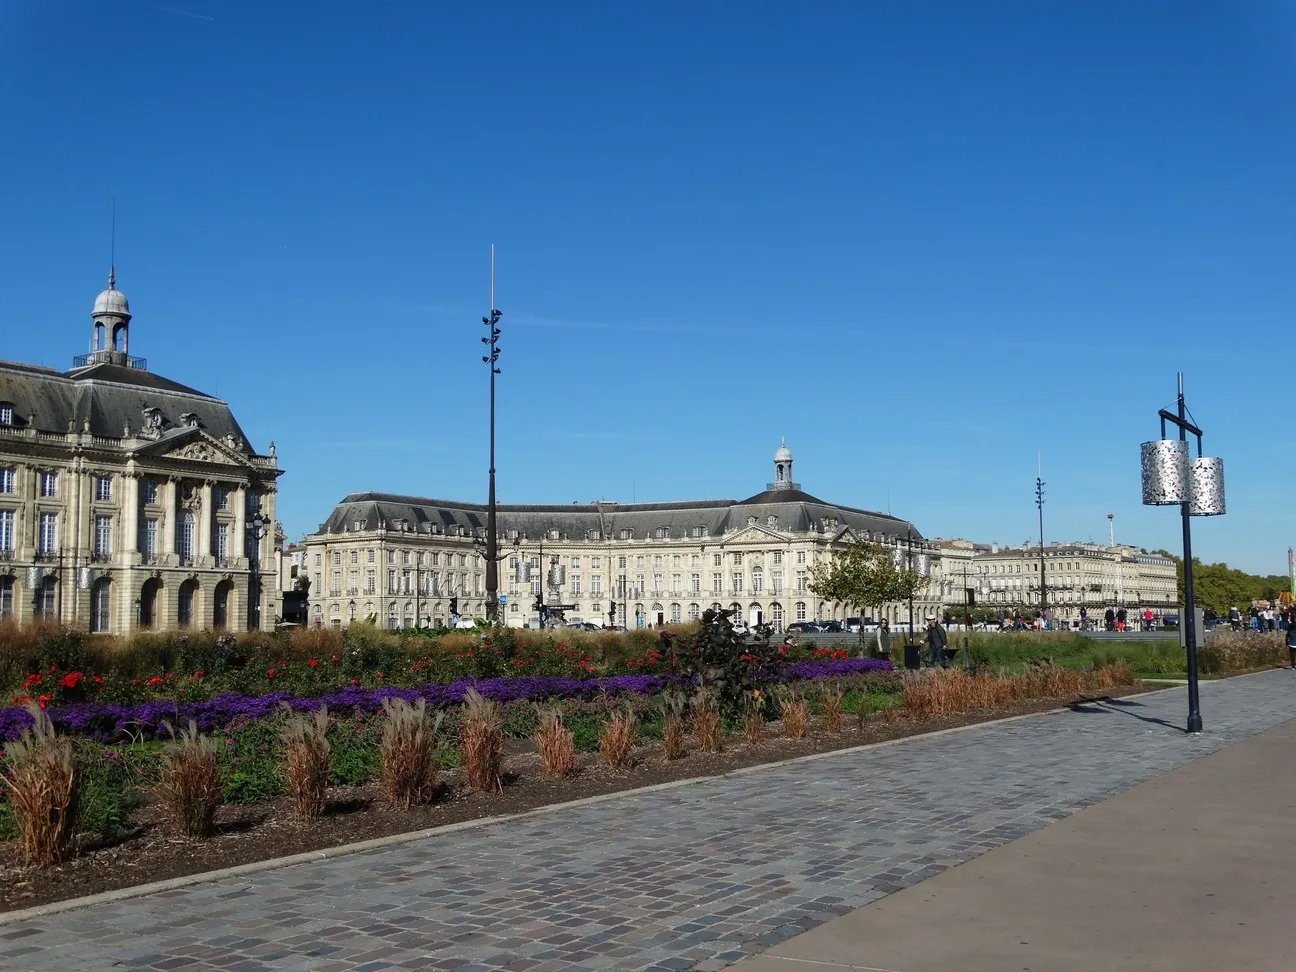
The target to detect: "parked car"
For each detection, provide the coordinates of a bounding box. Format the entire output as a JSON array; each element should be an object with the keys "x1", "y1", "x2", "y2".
[
  {"x1": 786, "y1": 621, "x2": 820, "y2": 633},
  {"x1": 845, "y1": 617, "x2": 862, "y2": 632},
  {"x1": 820, "y1": 620, "x2": 844, "y2": 633}
]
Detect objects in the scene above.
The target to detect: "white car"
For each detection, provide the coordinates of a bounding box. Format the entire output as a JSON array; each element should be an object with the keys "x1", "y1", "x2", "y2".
[{"x1": 453, "y1": 617, "x2": 478, "y2": 630}]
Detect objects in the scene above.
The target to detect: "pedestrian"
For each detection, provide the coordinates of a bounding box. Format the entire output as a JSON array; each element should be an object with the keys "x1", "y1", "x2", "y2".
[
  {"x1": 1229, "y1": 605, "x2": 1242, "y2": 631},
  {"x1": 1287, "y1": 623, "x2": 1296, "y2": 670},
  {"x1": 1143, "y1": 607, "x2": 1154, "y2": 631},
  {"x1": 1104, "y1": 607, "x2": 1115, "y2": 631},
  {"x1": 925, "y1": 614, "x2": 948, "y2": 668},
  {"x1": 876, "y1": 618, "x2": 891, "y2": 659},
  {"x1": 1079, "y1": 606, "x2": 1089, "y2": 630}
]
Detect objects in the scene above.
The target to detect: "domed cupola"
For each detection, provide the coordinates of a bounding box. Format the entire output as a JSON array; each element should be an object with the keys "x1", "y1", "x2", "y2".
[
  {"x1": 78, "y1": 266, "x2": 138, "y2": 369},
  {"x1": 772, "y1": 438, "x2": 796, "y2": 490}
]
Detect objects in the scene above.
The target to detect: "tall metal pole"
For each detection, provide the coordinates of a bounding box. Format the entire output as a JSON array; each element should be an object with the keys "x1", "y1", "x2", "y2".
[
  {"x1": 1178, "y1": 372, "x2": 1203, "y2": 733},
  {"x1": 1036, "y1": 460, "x2": 1047, "y2": 628},
  {"x1": 483, "y1": 247, "x2": 502, "y2": 624},
  {"x1": 906, "y1": 529, "x2": 914, "y2": 650}
]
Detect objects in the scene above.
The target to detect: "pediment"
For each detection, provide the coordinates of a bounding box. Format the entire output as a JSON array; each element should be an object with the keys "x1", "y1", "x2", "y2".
[
  {"x1": 136, "y1": 429, "x2": 254, "y2": 468},
  {"x1": 725, "y1": 523, "x2": 786, "y2": 544}
]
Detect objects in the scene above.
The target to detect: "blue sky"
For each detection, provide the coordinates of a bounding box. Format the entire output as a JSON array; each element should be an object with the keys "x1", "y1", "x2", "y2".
[{"x1": 2, "y1": 1, "x2": 1292, "y2": 573}]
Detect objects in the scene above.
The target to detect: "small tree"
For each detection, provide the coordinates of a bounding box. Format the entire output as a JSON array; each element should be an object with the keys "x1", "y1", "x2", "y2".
[{"x1": 809, "y1": 539, "x2": 922, "y2": 640}]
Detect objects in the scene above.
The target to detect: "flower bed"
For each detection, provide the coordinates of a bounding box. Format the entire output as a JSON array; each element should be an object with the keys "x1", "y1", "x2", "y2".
[{"x1": 0, "y1": 658, "x2": 894, "y2": 743}]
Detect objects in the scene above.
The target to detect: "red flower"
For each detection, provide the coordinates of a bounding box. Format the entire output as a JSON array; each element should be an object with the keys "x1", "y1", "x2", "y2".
[
  {"x1": 60, "y1": 672, "x2": 83, "y2": 689},
  {"x1": 91, "y1": 675, "x2": 104, "y2": 685},
  {"x1": 309, "y1": 658, "x2": 318, "y2": 667},
  {"x1": 331, "y1": 655, "x2": 340, "y2": 664},
  {"x1": 37, "y1": 694, "x2": 52, "y2": 709},
  {"x1": 376, "y1": 672, "x2": 384, "y2": 680},
  {"x1": 267, "y1": 669, "x2": 276, "y2": 678},
  {"x1": 147, "y1": 676, "x2": 165, "y2": 687}
]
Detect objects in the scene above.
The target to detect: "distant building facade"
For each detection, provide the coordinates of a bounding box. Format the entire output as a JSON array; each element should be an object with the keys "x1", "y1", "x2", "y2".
[
  {"x1": 304, "y1": 443, "x2": 940, "y2": 631},
  {"x1": 934, "y1": 538, "x2": 1177, "y2": 622},
  {"x1": 0, "y1": 270, "x2": 282, "y2": 633}
]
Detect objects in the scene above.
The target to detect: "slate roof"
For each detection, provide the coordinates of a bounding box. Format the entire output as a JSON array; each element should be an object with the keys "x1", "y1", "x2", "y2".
[
  {"x1": 0, "y1": 359, "x2": 255, "y2": 453},
  {"x1": 316, "y1": 489, "x2": 922, "y2": 542}
]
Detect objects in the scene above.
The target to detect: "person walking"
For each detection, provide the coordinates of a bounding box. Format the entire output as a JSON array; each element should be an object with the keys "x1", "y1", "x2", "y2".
[
  {"x1": 1286, "y1": 622, "x2": 1296, "y2": 669},
  {"x1": 875, "y1": 618, "x2": 891, "y2": 660},
  {"x1": 925, "y1": 614, "x2": 948, "y2": 668}
]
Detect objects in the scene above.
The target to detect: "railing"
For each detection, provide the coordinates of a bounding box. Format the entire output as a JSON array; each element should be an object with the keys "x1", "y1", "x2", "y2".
[
  {"x1": 0, "y1": 549, "x2": 12, "y2": 562},
  {"x1": 90, "y1": 552, "x2": 112, "y2": 563},
  {"x1": 71, "y1": 352, "x2": 148, "y2": 370},
  {"x1": 34, "y1": 551, "x2": 58, "y2": 563}
]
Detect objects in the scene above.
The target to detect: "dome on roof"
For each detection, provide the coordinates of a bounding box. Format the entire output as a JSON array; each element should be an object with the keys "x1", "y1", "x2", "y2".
[
  {"x1": 92, "y1": 267, "x2": 130, "y2": 318},
  {"x1": 774, "y1": 438, "x2": 792, "y2": 462}
]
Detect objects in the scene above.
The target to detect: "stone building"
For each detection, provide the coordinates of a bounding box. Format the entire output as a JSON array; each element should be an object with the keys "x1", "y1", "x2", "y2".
[
  {"x1": 0, "y1": 270, "x2": 283, "y2": 633},
  {"x1": 304, "y1": 442, "x2": 939, "y2": 631},
  {"x1": 935, "y1": 538, "x2": 1177, "y2": 623}
]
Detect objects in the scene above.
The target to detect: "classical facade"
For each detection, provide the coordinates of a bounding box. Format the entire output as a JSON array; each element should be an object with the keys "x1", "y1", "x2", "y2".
[
  {"x1": 303, "y1": 443, "x2": 939, "y2": 631},
  {"x1": 934, "y1": 538, "x2": 1177, "y2": 622},
  {"x1": 0, "y1": 270, "x2": 283, "y2": 633}
]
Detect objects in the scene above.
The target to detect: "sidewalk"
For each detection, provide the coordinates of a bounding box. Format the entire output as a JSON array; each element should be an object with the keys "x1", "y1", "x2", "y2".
[
  {"x1": 2, "y1": 670, "x2": 1295, "y2": 971},
  {"x1": 732, "y1": 711, "x2": 1296, "y2": 972}
]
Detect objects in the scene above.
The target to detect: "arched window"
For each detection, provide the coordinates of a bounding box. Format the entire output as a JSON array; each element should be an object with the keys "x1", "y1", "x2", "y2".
[
  {"x1": 90, "y1": 578, "x2": 111, "y2": 633},
  {"x1": 770, "y1": 602, "x2": 783, "y2": 630},
  {"x1": 178, "y1": 579, "x2": 198, "y2": 628},
  {"x1": 795, "y1": 601, "x2": 806, "y2": 621},
  {"x1": 670, "y1": 603, "x2": 681, "y2": 623},
  {"x1": 140, "y1": 577, "x2": 162, "y2": 628},
  {"x1": 213, "y1": 580, "x2": 233, "y2": 629},
  {"x1": 0, "y1": 576, "x2": 13, "y2": 618},
  {"x1": 688, "y1": 603, "x2": 700, "y2": 620}
]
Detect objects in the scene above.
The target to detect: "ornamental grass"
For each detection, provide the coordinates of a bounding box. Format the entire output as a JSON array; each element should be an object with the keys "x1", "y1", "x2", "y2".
[
  {"x1": 819, "y1": 680, "x2": 845, "y2": 734},
  {"x1": 690, "y1": 689, "x2": 723, "y2": 754},
  {"x1": 598, "y1": 705, "x2": 637, "y2": 768},
  {"x1": 379, "y1": 696, "x2": 443, "y2": 810},
  {"x1": 742, "y1": 688, "x2": 767, "y2": 744},
  {"x1": 459, "y1": 688, "x2": 504, "y2": 793},
  {"x1": 532, "y1": 705, "x2": 575, "y2": 776},
  {"x1": 779, "y1": 691, "x2": 808, "y2": 740},
  {"x1": 901, "y1": 662, "x2": 1136, "y2": 718},
  {"x1": 1, "y1": 702, "x2": 78, "y2": 866},
  {"x1": 659, "y1": 688, "x2": 688, "y2": 760},
  {"x1": 155, "y1": 719, "x2": 222, "y2": 839},
  {"x1": 280, "y1": 705, "x2": 331, "y2": 820}
]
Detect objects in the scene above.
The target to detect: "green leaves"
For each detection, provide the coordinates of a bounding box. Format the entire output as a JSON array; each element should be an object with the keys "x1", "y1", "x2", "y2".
[{"x1": 808, "y1": 539, "x2": 921, "y2": 615}]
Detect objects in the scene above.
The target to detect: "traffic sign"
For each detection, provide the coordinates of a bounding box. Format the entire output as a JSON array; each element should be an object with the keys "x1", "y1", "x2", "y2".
[
  {"x1": 498, "y1": 595, "x2": 508, "y2": 604},
  {"x1": 549, "y1": 604, "x2": 577, "y2": 611}
]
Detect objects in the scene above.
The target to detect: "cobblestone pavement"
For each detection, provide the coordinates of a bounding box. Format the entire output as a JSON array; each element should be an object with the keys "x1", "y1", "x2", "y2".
[{"x1": 6, "y1": 671, "x2": 1296, "y2": 972}]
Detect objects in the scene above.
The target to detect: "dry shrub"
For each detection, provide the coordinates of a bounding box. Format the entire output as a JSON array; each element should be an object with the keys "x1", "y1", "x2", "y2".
[
  {"x1": 532, "y1": 705, "x2": 575, "y2": 775},
  {"x1": 288, "y1": 626, "x2": 343, "y2": 660},
  {"x1": 662, "y1": 717, "x2": 686, "y2": 760},
  {"x1": 1, "y1": 703, "x2": 78, "y2": 866},
  {"x1": 599, "y1": 705, "x2": 637, "y2": 768},
  {"x1": 742, "y1": 711, "x2": 763, "y2": 744},
  {"x1": 155, "y1": 719, "x2": 222, "y2": 839},
  {"x1": 1200, "y1": 632, "x2": 1288, "y2": 674},
  {"x1": 691, "y1": 690, "x2": 723, "y2": 753},
  {"x1": 459, "y1": 688, "x2": 505, "y2": 792},
  {"x1": 903, "y1": 662, "x2": 1139, "y2": 718},
  {"x1": 280, "y1": 705, "x2": 331, "y2": 819},
  {"x1": 380, "y1": 697, "x2": 444, "y2": 809},
  {"x1": 819, "y1": 680, "x2": 844, "y2": 734},
  {"x1": 779, "y1": 692, "x2": 808, "y2": 739}
]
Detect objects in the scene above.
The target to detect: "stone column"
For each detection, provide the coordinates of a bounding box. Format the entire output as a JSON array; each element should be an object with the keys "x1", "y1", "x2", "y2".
[
  {"x1": 122, "y1": 468, "x2": 139, "y2": 557},
  {"x1": 232, "y1": 485, "x2": 246, "y2": 564},
  {"x1": 161, "y1": 479, "x2": 177, "y2": 556},
  {"x1": 198, "y1": 481, "x2": 213, "y2": 561}
]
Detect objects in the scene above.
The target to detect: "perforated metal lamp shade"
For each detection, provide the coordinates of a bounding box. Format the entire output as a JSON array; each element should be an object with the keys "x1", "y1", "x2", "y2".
[
  {"x1": 1188, "y1": 456, "x2": 1226, "y2": 516},
  {"x1": 1140, "y1": 439, "x2": 1189, "y2": 505}
]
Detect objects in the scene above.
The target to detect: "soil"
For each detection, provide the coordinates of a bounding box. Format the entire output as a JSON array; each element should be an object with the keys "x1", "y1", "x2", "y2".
[{"x1": 0, "y1": 685, "x2": 1151, "y2": 914}]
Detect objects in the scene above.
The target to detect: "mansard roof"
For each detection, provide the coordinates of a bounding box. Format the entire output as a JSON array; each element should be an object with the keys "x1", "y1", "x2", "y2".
[
  {"x1": 316, "y1": 488, "x2": 922, "y2": 542},
  {"x1": 0, "y1": 358, "x2": 255, "y2": 453}
]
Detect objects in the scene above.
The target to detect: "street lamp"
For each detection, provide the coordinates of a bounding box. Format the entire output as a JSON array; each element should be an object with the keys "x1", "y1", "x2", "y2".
[
  {"x1": 1140, "y1": 372, "x2": 1225, "y2": 733},
  {"x1": 1036, "y1": 464, "x2": 1048, "y2": 628},
  {"x1": 246, "y1": 510, "x2": 271, "y2": 631},
  {"x1": 482, "y1": 250, "x2": 503, "y2": 624}
]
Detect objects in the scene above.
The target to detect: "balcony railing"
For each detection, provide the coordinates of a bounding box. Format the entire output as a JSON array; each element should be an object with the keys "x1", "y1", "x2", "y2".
[
  {"x1": 90, "y1": 552, "x2": 112, "y2": 563},
  {"x1": 34, "y1": 551, "x2": 59, "y2": 563},
  {"x1": 72, "y1": 352, "x2": 148, "y2": 370}
]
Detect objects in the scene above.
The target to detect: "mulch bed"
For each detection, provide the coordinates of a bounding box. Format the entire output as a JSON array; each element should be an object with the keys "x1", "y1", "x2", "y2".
[{"x1": 0, "y1": 685, "x2": 1151, "y2": 914}]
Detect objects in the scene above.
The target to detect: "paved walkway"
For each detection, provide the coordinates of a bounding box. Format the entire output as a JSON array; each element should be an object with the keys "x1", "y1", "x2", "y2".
[
  {"x1": 3, "y1": 671, "x2": 1295, "y2": 972},
  {"x1": 732, "y1": 702, "x2": 1296, "y2": 972}
]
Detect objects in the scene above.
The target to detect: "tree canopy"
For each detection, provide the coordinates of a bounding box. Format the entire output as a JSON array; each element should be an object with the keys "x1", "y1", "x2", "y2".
[
  {"x1": 807, "y1": 538, "x2": 922, "y2": 615},
  {"x1": 1151, "y1": 551, "x2": 1291, "y2": 613}
]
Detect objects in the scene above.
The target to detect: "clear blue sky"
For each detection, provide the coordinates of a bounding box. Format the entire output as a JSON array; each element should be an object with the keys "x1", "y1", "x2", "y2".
[{"x1": 2, "y1": 1, "x2": 1292, "y2": 574}]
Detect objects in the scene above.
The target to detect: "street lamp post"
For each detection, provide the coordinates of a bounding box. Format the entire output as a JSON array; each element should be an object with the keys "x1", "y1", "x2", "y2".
[
  {"x1": 1036, "y1": 466, "x2": 1047, "y2": 628},
  {"x1": 246, "y1": 511, "x2": 271, "y2": 631},
  {"x1": 482, "y1": 252, "x2": 503, "y2": 624},
  {"x1": 1140, "y1": 372, "x2": 1226, "y2": 734}
]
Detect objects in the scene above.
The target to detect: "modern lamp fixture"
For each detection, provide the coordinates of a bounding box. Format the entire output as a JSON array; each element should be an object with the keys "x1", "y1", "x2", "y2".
[{"x1": 1139, "y1": 372, "x2": 1225, "y2": 733}]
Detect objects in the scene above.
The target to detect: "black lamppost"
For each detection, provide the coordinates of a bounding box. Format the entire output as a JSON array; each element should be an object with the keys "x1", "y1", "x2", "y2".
[
  {"x1": 1036, "y1": 467, "x2": 1047, "y2": 627},
  {"x1": 246, "y1": 511, "x2": 271, "y2": 631},
  {"x1": 1140, "y1": 373, "x2": 1226, "y2": 734},
  {"x1": 482, "y1": 293, "x2": 502, "y2": 623}
]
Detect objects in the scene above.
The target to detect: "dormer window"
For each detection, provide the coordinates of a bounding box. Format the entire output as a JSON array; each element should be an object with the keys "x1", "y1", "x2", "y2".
[
  {"x1": 620, "y1": 529, "x2": 633, "y2": 540},
  {"x1": 0, "y1": 403, "x2": 12, "y2": 426},
  {"x1": 547, "y1": 529, "x2": 559, "y2": 540},
  {"x1": 747, "y1": 516, "x2": 757, "y2": 527},
  {"x1": 179, "y1": 412, "x2": 202, "y2": 429},
  {"x1": 767, "y1": 515, "x2": 778, "y2": 528}
]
